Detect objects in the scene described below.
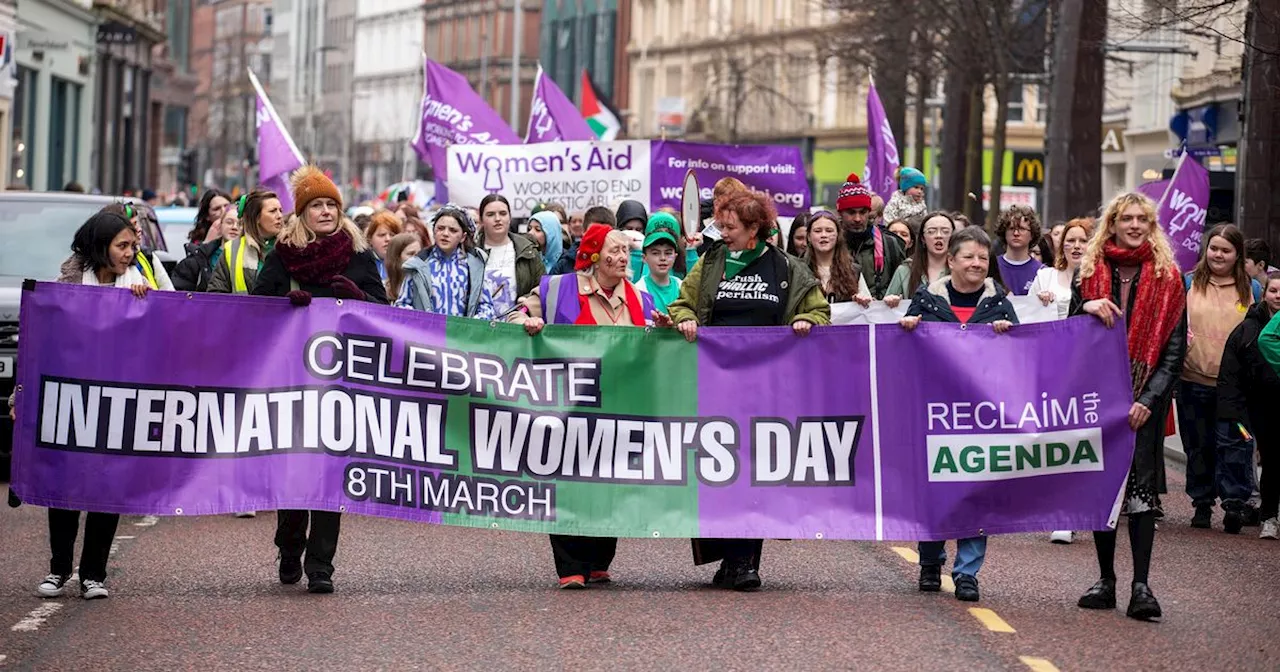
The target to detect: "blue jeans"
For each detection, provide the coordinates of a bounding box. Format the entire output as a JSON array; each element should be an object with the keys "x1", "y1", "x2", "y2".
[
  {"x1": 1214, "y1": 421, "x2": 1258, "y2": 510},
  {"x1": 1178, "y1": 381, "x2": 1219, "y2": 508},
  {"x1": 919, "y1": 537, "x2": 987, "y2": 578}
]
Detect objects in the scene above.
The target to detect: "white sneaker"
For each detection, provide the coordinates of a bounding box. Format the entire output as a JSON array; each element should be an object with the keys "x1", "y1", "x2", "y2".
[
  {"x1": 235, "y1": 511, "x2": 257, "y2": 518},
  {"x1": 1261, "y1": 517, "x2": 1279, "y2": 540},
  {"x1": 1050, "y1": 530, "x2": 1074, "y2": 544},
  {"x1": 37, "y1": 573, "x2": 69, "y2": 598},
  {"x1": 80, "y1": 580, "x2": 109, "y2": 600}
]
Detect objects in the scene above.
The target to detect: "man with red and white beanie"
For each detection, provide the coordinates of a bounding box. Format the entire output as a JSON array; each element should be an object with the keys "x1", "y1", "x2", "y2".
[{"x1": 836, "y1": 172, "x2": 906, "y2": 299}]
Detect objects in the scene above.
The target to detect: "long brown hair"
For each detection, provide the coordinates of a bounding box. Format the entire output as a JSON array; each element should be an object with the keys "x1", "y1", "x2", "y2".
[
  {"x1": 240, "y1": 189, "x2": 280, "y2": 252},
  {"x1": 805, "y1": 212, "x2": 862, "y2": 301},
  {"x1": 1192, "y1": 223, "x2": 1252, "y2": 306},
  {"x1": 384, "y1": 232, "x2": 420, "y2": 300},
  {"x1": 906, "y1": 211, "x2": 956, "y2": 295}
]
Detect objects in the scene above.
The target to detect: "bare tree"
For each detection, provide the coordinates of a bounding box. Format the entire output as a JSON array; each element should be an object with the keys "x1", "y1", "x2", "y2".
[{"x1": 687, "y1": 43, "x2": 822, "y2": 143}]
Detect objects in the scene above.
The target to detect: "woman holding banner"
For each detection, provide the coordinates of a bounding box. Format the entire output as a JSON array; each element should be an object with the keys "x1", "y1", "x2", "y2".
[
  {"x1": 1073, "y1": 191, "x2": 1186, "y2": 622},
  {"x1": 208, "y1": 190, "x2": 286, "y2": 295},
  {"x1": 34, "y1": 209, "x2": 157, "y2": 600},
  {"x1": 657, "y1": 190, "x2": 830, "y2": 591},
  {"x1": 899, "y1": 227, "x2": 1017, "y2": 603},
  {"x1": 508, "y1": 223, "x2": 654, "y2": 589},
  {"x1": 252, "y1": 166, "x2": 389, "y2": 595}
]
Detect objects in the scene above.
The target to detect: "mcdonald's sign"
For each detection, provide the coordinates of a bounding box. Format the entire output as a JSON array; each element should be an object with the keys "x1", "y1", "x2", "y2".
[{"x1": 1012, "y1": 151, "x2": 1045, "y2": 187}]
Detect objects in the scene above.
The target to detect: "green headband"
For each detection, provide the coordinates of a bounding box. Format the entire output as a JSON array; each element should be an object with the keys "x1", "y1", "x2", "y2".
[{"x1": 237, "y1": 194, "x2": 248, "y2": 218}]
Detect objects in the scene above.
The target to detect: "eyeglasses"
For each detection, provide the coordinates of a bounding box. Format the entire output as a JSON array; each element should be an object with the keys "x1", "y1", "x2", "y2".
[{"x1": 1007, "y1": 225, "x2": 1031, "y2": 233}]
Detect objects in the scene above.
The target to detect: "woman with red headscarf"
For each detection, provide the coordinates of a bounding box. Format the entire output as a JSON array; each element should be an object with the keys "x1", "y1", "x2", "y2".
[{"x1": 508, "y1": 223, "x2": 654, "y2": 589}]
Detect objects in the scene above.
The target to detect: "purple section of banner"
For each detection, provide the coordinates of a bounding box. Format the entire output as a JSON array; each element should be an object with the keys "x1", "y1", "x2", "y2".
[
  {"x1": 875, "y1": 318, "x2": 1134, "y2": 540},
  {"x1": 864, "y1": 82, "x2": 900, "y2": 202},
  {"x1": 526, "y1": 68, "x2": 595, "y2": 143},
  {"x1": 695, "y1": 328, "x2": 878, "y2": 539},
  {"x1": 413, "y1": 59, "x2": 520, "y2": 202},
  {"x1": 1156, "y1": 154, "x2": 1210, "y2": 271},
  {"x1": 1137, "y1": 179, "x2": 1169, "y2": 203},
  {"x1": 650, "y1": 141, "x2": 809, "y2": 217},
  {"x1": 11, "y1": 285, "x2": 448, "y2": 521}
]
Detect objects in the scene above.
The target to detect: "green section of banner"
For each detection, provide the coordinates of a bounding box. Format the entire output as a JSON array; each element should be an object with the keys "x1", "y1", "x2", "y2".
[{"x1": 442, "y1": 317, "x2": 700, "y2": 536}]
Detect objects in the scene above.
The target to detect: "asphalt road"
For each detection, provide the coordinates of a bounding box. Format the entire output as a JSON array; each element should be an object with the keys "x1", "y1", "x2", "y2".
[{"x1": 0, "y1": 462, "x2": 1276, "y2": 672}]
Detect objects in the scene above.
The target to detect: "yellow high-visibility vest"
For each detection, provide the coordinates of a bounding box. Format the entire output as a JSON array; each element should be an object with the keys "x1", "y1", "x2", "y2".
[
  {"x1": 135, "y1": 251, "x2": 158, "y2": 289},
  {"x1": 223, "y1": 238, "x2": 249, "y2": 294}
]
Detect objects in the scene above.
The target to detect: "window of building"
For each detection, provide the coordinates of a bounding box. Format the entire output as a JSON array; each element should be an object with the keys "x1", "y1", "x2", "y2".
[
  {"x1": 164, "y1": 106, "x2": 187, "y2": 149},
  {"x1": 668, "y1": 0, "x2": 683, "y2": 37},
  {"x1": 12, "y1": 65, "x2": 35, "y2": 187},
  {"x1": 47, "y1": 78, "x2": 82, "y2": 191},
  {"x1": 637, "y1": 68, "x2": 654, "y2": 136},
  {"x1": 1005, "y1": 83, "x2": 1024, "y2": 122}
]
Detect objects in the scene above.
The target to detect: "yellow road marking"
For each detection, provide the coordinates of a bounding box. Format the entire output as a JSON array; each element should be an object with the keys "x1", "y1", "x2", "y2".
[
  {"x1": 969, "y1": 608, "x2": 1016, "y2": 633},
  {"x1": 1019, "y1": 656, "x2": 1061, "y2": 672},
  {"x1": 891, "y1": 546, "x2": 955, "y2": 593}
]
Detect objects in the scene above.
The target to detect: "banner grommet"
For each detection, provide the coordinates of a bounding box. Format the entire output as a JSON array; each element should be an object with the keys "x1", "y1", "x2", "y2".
[
  {"x1": 490, "y1": 522, "x2": 500, "y2": 529},
  {"x1": 960, "y1": 324, "x2": 968, "y2": 331},
  {"x1": 489, "y1": 321, "x2": 498, "y2": 328},
  {"x1": 339, "y1": 505, "x2": 347, "y2": 512},
  {"x1": 335, "y1": 300, "x2": 343, "y2": 307},
  {"x1": 651, "y1": 530, "x2": 661, "y2": 538},
  {"x1": 814, "y1": 532, "x2": 824, "y2": 540},
  {"x1": 174, "y1": 507, "x2": 183, "y2": 515},
  {"x1": 185, "y1": 293, "x2": 193, "y2": 300}
]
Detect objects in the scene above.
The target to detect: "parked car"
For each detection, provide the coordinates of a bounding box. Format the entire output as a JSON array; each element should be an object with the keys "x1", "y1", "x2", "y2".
[
  {"x1": 155, "y1": 206, "x2": 199, "y2": 254},
  {"x1": 0, "y1": 192, "x2": 167, "y2": 480}
]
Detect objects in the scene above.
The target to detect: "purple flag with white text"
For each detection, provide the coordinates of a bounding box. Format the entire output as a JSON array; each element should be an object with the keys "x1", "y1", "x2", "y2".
[
  {"x1": 412, "y1": 59, "x2": 520, "y2": 202},
  {"x1": 525, "y1": 65, "x2": 595, "y2": 144},
  {"x1": 1155, "y1": 154, "x2": 1210, "y2": 271},
  {"x1": 249, "y1": 69, "x2": 304, "y2": 213},
  {"x1": 864, "y1": 81, "x2": 900, "y2": 202}
]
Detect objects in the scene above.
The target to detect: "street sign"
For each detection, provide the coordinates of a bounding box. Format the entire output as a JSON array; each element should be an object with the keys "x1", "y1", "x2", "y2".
[
  {"x1": 1011, "y1": 151, "x2": 1045, "y2": 187},
  {"x1": 1164, "y1": 146, "x2": 1221, "y2": 159}
]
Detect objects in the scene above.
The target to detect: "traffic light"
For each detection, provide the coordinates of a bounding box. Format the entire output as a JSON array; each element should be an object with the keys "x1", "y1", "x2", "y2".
[{"x1": 177, "y1": 149, "x2": 199, "y2": 188}]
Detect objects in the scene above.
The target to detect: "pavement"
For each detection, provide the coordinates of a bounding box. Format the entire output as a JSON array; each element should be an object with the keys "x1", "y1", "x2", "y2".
[{"x1": 0, "y1": 457, "x2": 1276, "y2": 672}]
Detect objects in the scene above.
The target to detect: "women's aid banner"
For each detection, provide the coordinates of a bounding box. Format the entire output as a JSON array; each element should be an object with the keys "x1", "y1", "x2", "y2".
[{"x1": 11, "y1": 283, "x2": 1135, "y2": 541}]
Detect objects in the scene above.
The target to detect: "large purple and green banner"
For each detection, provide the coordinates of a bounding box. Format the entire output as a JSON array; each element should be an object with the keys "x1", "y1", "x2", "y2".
[{"x1": 11, "y1": 284, "x2": 1135, "y2": 541}]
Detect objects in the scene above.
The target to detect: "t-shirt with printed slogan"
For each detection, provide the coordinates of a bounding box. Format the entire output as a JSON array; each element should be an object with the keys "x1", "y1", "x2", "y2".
[{"x1": 710, "y1": 247, "x2": 787, "y2": 327}]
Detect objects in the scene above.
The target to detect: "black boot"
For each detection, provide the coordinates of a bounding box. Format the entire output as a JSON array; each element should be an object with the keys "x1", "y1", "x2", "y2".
[
  {"x1": 918, "y1": 564, "x2": 942, "y2": 592},
  {"x1": 1077, "y1": 578, "x2": 1117, "y2": 609},
  {"x1": 278, "y1": 555, "x2": 303, "y2": 585},
  {"x1": 718, "y1": 559, "x2": 761, "y2": 592},
  {"x1": 1224, "y1": 509, "x2": 1244, "y2": 534},
  {"x1": 1126, "y1": 582, "x2": 1161, "y2": 621},
  {"x1": 307, "y1": 572, "x2": 334, "y2": 594},
  {"x1": 954, "y1": 574, "x2": 980, "y2": 602},
  {"x1": 1190, "y1": 506, "x2": 1212, "y2": 529}
]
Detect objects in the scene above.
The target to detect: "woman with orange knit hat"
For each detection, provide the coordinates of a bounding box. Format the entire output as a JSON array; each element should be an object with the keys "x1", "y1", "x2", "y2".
[
  {"x1": 251, "y1": 166, "x2": 389, "y2": 595},
  {"x1": 508, "y1": 222, "x2": 654, "y2": 589}
]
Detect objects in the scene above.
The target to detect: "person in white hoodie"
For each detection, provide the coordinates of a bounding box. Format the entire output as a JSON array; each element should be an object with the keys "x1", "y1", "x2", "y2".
[{"x1": 881, "y1": 167, "x2": 929, "y2": 226}]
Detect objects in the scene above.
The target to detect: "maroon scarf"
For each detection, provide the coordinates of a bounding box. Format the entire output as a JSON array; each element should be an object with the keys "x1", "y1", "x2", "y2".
[
  {"x1": 1080, "y1": 240, "x2": 1185, "y2": 397},
  {"x1": 274, "y1": 229, "x2": 355, "y2": 286}
]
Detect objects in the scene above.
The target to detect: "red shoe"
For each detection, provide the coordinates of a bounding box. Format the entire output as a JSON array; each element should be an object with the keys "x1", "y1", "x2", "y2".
[
  {"x1": 588, "y1": 570, "x2": 612, "y2": 584},
  {"x1": 558, "y1": 575, "x2": 587, "y2": 589}
]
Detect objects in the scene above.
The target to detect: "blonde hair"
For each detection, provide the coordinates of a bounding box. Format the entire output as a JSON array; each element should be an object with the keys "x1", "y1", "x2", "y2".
[
  {"x1": 1080, "y1": 192, "x2": 1177, "y2": 280},
  {"x1": 278, "y1": 212, "x2": 369, "y2": 252}
]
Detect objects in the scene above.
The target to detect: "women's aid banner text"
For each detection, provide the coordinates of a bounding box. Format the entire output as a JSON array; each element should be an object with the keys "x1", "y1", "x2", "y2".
[{"x1": 10, "y1": 283, "x2": 1135, "y2": 541}]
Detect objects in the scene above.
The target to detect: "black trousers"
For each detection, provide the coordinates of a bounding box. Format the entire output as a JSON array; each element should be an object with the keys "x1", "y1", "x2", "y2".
[
  {"x1": 691, "y1": 538, "x2": 763, "y2": 569},
  {"x1": 274, "y1": 510, "x2": 342, "y2": 577},
  {"x1": 48, "y1": 508, "x2": 120, "y2": 582},
  {"x1": 549, "y1": 534, "x2": 617, "y2": 578}
]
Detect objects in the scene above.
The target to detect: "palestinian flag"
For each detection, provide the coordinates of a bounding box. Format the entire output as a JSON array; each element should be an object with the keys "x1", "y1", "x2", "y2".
[{"x1": 580, "y1": 69, "x2": 622, "y2": 141}]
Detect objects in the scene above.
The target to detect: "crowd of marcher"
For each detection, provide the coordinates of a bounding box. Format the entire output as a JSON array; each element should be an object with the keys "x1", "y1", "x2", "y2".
[{"x1": 7, "y1": 164, "x2": 1280, "y2": 624}]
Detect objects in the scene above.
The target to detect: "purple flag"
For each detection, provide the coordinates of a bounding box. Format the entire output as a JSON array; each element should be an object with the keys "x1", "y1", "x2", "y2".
[
  {"x1": 12, "y1": 283, "x2": 1135, "y2": 540},
  {"x1": 1136, "y1": 179, "x2": 1170, "y2": 203},
  {"x1": 1155, "y1": 154, "x2": 1210, "y2": 271},
  {"x1": 412, "y1": 59, "x2": 520, "y2": 202},
  {"x1": 864, "y1": 81, "x2": 900, "y2": 202},
  {"x1": 525, "y1": 65, "x2": 595, "y2": 144},
  {"x1": 248, "y1": 69, "x2": 304, "y2": 213}
]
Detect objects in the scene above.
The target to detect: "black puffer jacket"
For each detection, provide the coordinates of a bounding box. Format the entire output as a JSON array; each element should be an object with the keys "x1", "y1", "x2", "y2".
[
  {"x1": 906, "y1": 277, "x2": 1019, "y2": 325},
  {"x1": 1217, "y1": 303, "x2": 1280, "y2": 433},
  {"x1": 171, "y1": 240, "x2": 221, "y2": 292}
]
